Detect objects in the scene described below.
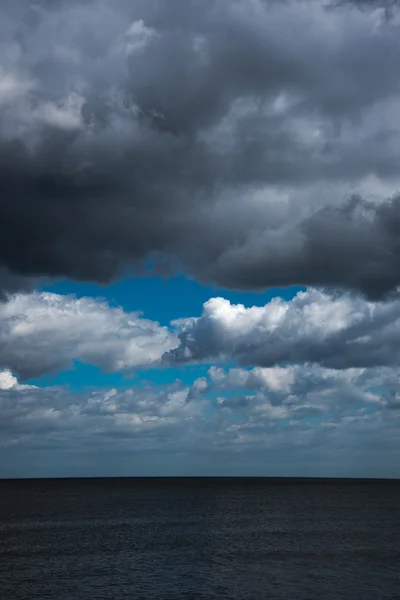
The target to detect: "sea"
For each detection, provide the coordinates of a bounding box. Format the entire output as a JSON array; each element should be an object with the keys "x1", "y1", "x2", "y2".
[{"x1": 1, "y1": 478, "x2": 399, "y2": 600}]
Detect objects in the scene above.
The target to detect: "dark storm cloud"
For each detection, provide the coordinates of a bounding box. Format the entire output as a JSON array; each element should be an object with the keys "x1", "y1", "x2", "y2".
[
  {"x1": 211, "y1": 195, "x2": 400, "y2": 299},
  {"x1": 0, "y1": 267, "x2": 36, "y2": 299},
  {"x1": 1, "y1": 0, "x2": 400, "y2": 296}
]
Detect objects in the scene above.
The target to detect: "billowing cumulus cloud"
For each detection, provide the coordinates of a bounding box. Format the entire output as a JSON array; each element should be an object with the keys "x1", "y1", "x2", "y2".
[
  {"x1": 2, "y1": 0, "x2": 400, "y2": 297},
  {"x1": 166, "y1": 288, "x2": 400, "y2": 368},
  {"x1": 0, "y1": 291, "x2": 177, "y2": 379},
  {"x1": 4, "y1": 287, "x2": 400, "y2": 380}
]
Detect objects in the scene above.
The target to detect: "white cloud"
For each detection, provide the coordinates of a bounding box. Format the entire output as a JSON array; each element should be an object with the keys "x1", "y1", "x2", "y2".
[
  {"x1": 34, "y1": 92, "x2": 85, "y2": 130},
  {"x1": 166, "y1": 288, "x2": 400, "y2": 369},
  {"x1": 0, "y1": 368, "x2": 19, "y2": 389},
  {"x1": 0, "y1": 292, "x2": 177, "y2": 379},
  {"x1": 4, "y1": 286, "x2": 400, "y2": 381},
  {"x1": 116, "y1": 20, "x2": 158, "y2": 56},
  {"x1": 0, "y1": 368, "x2": 35, "y2": 390}
]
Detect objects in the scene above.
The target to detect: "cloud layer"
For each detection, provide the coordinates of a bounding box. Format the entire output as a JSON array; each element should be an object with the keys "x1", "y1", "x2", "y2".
[
  {"x1": 1, "y1": 363, "x2": 399, "y2": 477},
  {"x1": 2, "y1": 0, "x2": 400, "y2": 296}
]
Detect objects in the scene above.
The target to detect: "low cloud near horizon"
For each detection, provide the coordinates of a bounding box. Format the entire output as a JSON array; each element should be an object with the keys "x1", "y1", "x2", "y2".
[{"x1": 1, "y1": 361, "x2": 399, "y2": 477}]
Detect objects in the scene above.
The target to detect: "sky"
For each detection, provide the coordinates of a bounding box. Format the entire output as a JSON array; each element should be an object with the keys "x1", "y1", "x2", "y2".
[{"x1": 1, "y1": 0, "x2": 400, "y2": 478}]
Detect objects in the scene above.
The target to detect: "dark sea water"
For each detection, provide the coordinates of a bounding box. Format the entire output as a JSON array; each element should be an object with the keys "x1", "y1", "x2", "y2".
[{"x1": 1, "y1": 478, "x2": 400, "y2": 600}]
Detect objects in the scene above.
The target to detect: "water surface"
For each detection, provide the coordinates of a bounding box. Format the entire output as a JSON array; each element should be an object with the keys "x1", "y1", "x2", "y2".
[{"x1": 1, "y1": 478, "x2": 399, "y2": 599}]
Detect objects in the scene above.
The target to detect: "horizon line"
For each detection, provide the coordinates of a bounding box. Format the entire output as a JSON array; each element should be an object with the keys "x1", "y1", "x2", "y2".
[{"x1": 1, "y1": 475, "x2": 399, "y2": 483}]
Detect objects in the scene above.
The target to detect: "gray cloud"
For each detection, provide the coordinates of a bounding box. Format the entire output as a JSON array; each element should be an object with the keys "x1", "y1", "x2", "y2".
[
  {"x1": 1, "y1": 365, "x2": 399, "y2": 477},
  {"x1": 0, "y1": 267, "x2": 36, "y2": 299},
  {"x1": 2, "y1": 0, "x2": 400, "y2": 296},
  {"x1": 208, "y1": 363, "x2": 392, "y2": 414},
  {"x1": 165, "y1": 288, "x2": 400, "y2": 368}
]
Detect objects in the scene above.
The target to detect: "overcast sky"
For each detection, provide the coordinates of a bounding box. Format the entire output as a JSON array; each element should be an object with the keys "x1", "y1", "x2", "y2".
[{"x1": 1, "y1": 0, "x2": 400, "y2": 477}]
